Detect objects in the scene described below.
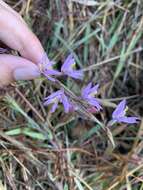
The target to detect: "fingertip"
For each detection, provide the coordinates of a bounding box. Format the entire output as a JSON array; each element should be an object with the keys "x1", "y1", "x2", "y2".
[
  {"x1": 0, "y1": 54, "x2": 41, "y2": 86},
  {"x1": 13, "y1": 65, "x2": 41, "y2": 81}
]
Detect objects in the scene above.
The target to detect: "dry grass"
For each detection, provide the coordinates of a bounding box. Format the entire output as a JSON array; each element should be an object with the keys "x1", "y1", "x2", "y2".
[{"x1": 0, "y1": 0, "x2": 143, "y2": 189}]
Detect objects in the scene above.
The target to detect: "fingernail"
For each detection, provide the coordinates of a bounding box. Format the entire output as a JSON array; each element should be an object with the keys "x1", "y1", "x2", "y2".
[{"x1": 13, "y1": 65, "x2": 40, "y2": 81}]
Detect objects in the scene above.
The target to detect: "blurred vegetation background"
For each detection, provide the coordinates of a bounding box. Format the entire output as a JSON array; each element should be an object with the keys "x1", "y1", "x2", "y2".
[{"x1": 0, "y1": 0, "x2": 143, "y2": 189}]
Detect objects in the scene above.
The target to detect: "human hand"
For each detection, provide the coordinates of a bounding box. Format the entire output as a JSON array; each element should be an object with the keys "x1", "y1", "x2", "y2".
[{"x1": 0, "y1": 0, "x2": 44, "y2": 86}]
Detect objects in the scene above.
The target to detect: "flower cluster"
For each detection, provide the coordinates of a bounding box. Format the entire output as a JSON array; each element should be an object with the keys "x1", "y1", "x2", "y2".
[
  {"x1": 40, "y1": 53, "x2": 140, "y2": 125},
  {"x1": 43, "y1": 89, "x2": 70, "y2": 113},
  {"x1": 39, "y1": 53, "x2": 61, "y2": 81},
  {"x1": 112, "y1": 100, "x2": 139, "y2": 124},
  {"x1": 81, "y1": 82, "x2": 102, "y2": 111},
  {"x1": 39, "y1": 53, "x2": 83, "y2": 81}
]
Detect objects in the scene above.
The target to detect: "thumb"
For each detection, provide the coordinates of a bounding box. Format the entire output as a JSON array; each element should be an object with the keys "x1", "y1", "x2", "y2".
[{"x1": 0, "y1": 54, "x2": 40, "y2": 87}]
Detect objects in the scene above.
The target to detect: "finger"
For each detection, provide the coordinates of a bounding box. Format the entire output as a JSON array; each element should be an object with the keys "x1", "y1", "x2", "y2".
[
  {"x1": 0, "y1": 54, "x2": 40, "y2": 87},
  {"x1": 0, "y1": 4, "x2": 44, "y2": 64}
]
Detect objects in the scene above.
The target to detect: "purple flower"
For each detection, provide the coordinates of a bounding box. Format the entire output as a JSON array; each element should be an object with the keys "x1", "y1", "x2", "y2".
[
  {"x1": 61, "y1": 54, "x2": 83, "y2": 80},
  {"x1": 81, "y1": 82, "x2": 102, "y2": 111},
  {"x1": 44, "y1": 89, "x2": 70, "y2": 113},
  {"x1": 112, "y1": 100, "x2": 139, "y2": 124},
  {"x1": 39, "y1": 53, "x2": 61, "y2": 81}
]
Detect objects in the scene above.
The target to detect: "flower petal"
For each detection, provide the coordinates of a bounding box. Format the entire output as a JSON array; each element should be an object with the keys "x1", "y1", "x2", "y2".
[
  {"x1": 44, "y1": 90, "x2": 63, "y2": 100},
  {"x1": 87, "y1": 98, "x2": 102, "y2": 111},
  {"x1": 118, "y1": 116, "x2": 139, "y2": 124},
  {"x1": 67, "y1": 70, "x2": 83, "y2": 80},
  {"x1": 61, "y1": 54, "x2": 75, "y2": 72},
  {"x1": 43, "y1": 99, "x2": 53, "y2": 106},
  {"x1": 62, "y1": 94, "x2": 70, "y2": 113},
  {"x1": 44, "y1": 69, "x2": 62, "y2": 76},
  {"x1": 112, "y1": 100, "x2": 126, "y2": 119},
  {"x1": 90, "y1": 84, "x2": 99, "y2": 95},
  {"x1": 50, "y1": 102, "x2": 59, "y2": 113},
  {"x1": 81, "y1": 82, "x2": 92, "y2": 99},
  {"x1": 40, "y1": 53, "x2": 53, "y2": 69}
]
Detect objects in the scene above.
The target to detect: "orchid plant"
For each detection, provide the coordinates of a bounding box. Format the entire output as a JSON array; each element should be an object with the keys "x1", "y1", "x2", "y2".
[{"x1": 39, "y1": 53, "x2": 140, "y2": 128}]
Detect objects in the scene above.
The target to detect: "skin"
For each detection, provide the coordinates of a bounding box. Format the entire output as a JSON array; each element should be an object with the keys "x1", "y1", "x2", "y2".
[{"x1": 0, "y1": 0, "x2": 45, "y2": 86}]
